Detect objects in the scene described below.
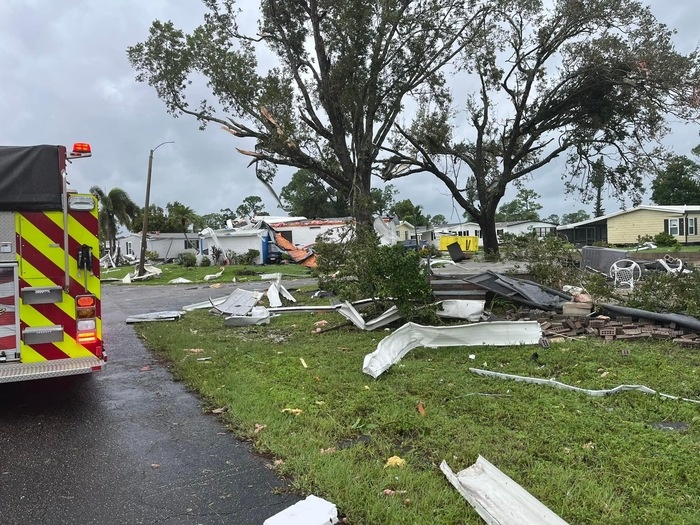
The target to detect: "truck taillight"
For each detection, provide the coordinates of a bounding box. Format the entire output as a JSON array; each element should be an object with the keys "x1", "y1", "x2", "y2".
[{"x1": 76, "y1": 294, "x2": 97, "y2": 344}]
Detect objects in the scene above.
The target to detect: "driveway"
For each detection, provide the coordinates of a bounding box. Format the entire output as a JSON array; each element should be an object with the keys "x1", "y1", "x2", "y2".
[{"x1": 0, "y1": 281, "x2": 305, "y2": 524}]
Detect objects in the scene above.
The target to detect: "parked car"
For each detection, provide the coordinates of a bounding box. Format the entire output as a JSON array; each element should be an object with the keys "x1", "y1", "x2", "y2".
[{"x1": 402, "y1": 239, "x2": 428, "y2": 250}]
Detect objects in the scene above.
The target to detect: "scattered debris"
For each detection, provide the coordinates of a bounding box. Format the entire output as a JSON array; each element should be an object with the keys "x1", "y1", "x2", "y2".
[
  {"x1": 122, "y1": 265, "x2": 163, "y2": 283},
  {"x1": 126, "y1": 311, "x2": 184, "y2": 324},
  {"x1": 469, "y1": 368, "x2": 700, "y2": 404},
  {"x1": 384, "y1": 456, "x2": 406, "y2": 468},
  {"x1": 223, "y1": 306, "x2": 271, "y2": 327},
  {"x1": 182, "y1": 296, "x2": 228, "y2": 312},
  {"x1": 263, "y1": 495, "x2": 339, "y2": 525},
  {"x1": 140, "y1": 365, "x2": 152, "y2": 372},
  {"x1": 436, "y1": 299, "x2": 485, "y2": 321},
  {"x1": 203, "y1": 267, "x2": 225, "y2": 281},
  {"x1": 417, "y1": 401, "x2": 426, "y2": 416},
  {"x1": 362, "y1": 321, "x2": 542, "y2": 378},
  {"x1": 337, "y1": 301, "x2": 402, "y2": 331},
  {"x1": 300, "y1": 358, "x2": 308, "y2": 368},
  {"x1": 254, "y1": 423, "x2": 267, "y2": 434},
  {"x1": 467, "y1": 271, "x2": 571, "y2": 312},
  {"x1": 506, "y1": 306, "x2": 700, "y2": 345},
  {"x1": 196, "y1": 357, "x2": 212, "y2": 362},
  {"x1": 265, "y1": 273, "x2": 297, "y2": 307},
  {"x1": 211, "y1": 407, "x2": 227, "y2": 414},
  {"x1": 168, "y1": 277, "x2": 193, "y2": 284},
  {"x1": 210, "y1": 288, "x2": 264, "y2": 316},
  {"x1": 441, "y1": 456, "x2": 569, "y2": 525},
  {"x1": 281, "y1": 408, "x2": 303, "y2": 416}
]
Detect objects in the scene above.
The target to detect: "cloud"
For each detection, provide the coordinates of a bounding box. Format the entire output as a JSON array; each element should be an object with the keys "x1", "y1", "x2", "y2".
[{"x1": 0, "y1": 0, "x2": 696, "y2": 225}]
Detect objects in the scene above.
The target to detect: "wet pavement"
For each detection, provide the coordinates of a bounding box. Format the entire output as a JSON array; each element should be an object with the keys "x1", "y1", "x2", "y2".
[{"x1": 0, "y1": 280, "x2": 307, "y2": 525}]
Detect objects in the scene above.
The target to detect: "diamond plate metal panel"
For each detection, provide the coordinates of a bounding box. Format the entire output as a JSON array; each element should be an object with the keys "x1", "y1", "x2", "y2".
[
  {"x1": 0, "y1": 212, "x2": 15, "y2": 262},
  {"x1": 0, "y1": 356, "x2": 104, "y2": 383}
]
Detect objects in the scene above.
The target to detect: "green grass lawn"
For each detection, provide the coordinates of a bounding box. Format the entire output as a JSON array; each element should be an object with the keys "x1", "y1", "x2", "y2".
[
  {"x1": 100, "y1": 262, "x2": 312, "y2": 284},
  {"x1": 135, "y1": 307, "x2": 700, "y2": 524}
]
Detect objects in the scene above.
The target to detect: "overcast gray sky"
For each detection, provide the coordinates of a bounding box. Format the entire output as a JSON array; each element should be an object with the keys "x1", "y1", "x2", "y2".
[{"x1": 0, "y1": 1, "x2": 697, "y2": 225}]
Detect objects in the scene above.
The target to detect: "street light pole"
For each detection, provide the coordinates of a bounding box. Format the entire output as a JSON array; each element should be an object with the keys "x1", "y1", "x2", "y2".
[{"x1": 138, "y1": 141, "x2": 173, "y2": 276}]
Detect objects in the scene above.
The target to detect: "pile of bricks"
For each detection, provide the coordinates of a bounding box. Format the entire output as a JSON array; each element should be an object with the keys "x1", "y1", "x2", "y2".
[{"x1": 506, "y1": 308, "x2": 700, "y2": 347}]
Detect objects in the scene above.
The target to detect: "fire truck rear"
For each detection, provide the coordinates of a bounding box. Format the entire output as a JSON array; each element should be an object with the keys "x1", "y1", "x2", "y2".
[{"x1": 0, "y1": 143, "x2": 105, "y2": 383}]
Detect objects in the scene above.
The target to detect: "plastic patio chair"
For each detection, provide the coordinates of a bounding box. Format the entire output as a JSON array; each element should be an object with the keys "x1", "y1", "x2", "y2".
[{"x1": 609, "y1": 259, "x2": 643, "y2": 289}]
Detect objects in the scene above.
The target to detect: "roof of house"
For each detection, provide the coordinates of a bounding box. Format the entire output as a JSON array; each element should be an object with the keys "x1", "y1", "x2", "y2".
[{"x1": 556, "y1": 205, "x2": 700, "y2": 230}]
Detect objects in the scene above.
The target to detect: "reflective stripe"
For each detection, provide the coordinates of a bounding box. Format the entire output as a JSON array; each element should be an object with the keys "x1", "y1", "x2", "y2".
[{"x1": 15, "y1": 196, "x2": 102, "y2": 363}]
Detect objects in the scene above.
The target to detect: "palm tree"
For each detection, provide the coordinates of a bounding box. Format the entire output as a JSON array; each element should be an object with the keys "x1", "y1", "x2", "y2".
[
  {"x1": 90, "y1": 186, "x2": 140, "y2": 256},
  {"x1": 166, "y1": 201, "x2": 200, "y2": 250}
]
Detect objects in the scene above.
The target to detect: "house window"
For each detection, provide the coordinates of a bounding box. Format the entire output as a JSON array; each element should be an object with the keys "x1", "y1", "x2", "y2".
[
  {"x1": 125, "y1": 241, "x2": 133, "y2": 255},
  {"x1": 475, "y1": 230, "x2": 481, "y2": 238},
  {"x1": 688, "y1": 218, "x2": 697, "y2": 236},
  {"x1": 669, "y1": 219, "x2": 680, "y2": 236},
  {"x1": 668, "y1": 219, "x2": 680, "y2": 235},
  {"x1": 664, "y1": 219, "x2": 696, "y2": 236},
  {"x1": 496, "y1": 229, "x2": 504, "y2": 236}
]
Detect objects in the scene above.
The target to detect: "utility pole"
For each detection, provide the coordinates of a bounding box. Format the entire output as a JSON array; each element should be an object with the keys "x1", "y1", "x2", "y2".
[{"x1": 138, "y1": 141, "x2": 173, "y2": 276}]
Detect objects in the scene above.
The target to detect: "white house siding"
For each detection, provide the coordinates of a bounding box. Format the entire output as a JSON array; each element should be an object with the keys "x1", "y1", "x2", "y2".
[{"x1": 210, "y1": 232, "x2": 266, "y2": 264}]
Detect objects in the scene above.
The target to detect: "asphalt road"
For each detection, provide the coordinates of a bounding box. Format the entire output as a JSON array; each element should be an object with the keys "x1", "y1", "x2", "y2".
[{"x1": 0, "y1": 280, "x2": 312, "y2": 525}]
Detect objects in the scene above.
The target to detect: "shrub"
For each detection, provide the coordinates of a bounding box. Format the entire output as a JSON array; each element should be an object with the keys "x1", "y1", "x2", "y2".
[
  {"x1": 626, "y1": 270, "x2": 700, "y2": 318},
  {"x1": 179, "y1": 252, "x2": 197, "y2": 267},
  {"x1": 144, "y1": 250, "x2": 159, "y2": 262},
  {"x1": 199, "y1": 256, "x2": 212, "y2": 267},
  {"x1": 314, "y1": 226, "x2": 435, "y2": 321},
  {"x1": 654, "y1": 231, "x2": 679, "y2": 247},
  {"x1": 240, "y1": 249, "x2": 260, "y2": 265}
]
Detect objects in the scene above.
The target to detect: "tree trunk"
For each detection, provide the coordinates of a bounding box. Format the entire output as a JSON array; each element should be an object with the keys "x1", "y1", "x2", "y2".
[
  {"x1": 479, "y1": 212, "x2": 500, "y2": 261},
  {"x1": 350, "y1": 174, "x2": 374, "y2": 226}
]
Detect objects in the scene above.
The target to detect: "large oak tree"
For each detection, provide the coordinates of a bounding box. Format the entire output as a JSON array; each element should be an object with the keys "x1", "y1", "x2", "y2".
[
  {"x1": 380, "y1": 0, "x2": 700, "y2": 257},
  {"x1": 127, "y1": 0, "x2": 486, "y2": 225}
]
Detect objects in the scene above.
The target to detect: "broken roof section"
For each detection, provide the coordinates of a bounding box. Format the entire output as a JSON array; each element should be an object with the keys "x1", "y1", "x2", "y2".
[
  {"x1": 467, "y1": 271, "x2": 572, "y2": 312},
  {"x1": 441, "y1": 456, "x2": 570, "y2": 525},
  {"x1": 273, "y1": 231, "x2": 317, "y2": 267},
  {"x1": 363, "y1": 321, "x2": 542, "y2": 378}
]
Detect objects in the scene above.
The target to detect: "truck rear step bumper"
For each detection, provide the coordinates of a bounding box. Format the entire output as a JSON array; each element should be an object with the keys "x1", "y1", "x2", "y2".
[{"x1": 0, "y1": 356, "x2": 105, "y2": 383}]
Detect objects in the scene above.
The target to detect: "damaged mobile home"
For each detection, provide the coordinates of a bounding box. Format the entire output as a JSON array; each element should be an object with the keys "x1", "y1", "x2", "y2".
[{"x1": 198, "y1": 216, "x2": 400, "y2": 267}]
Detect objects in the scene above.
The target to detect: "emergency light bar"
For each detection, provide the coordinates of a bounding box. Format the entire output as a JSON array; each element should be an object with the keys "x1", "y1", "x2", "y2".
[{"x1": 67, "y1": 142, "x2": 92, "y2": 159}]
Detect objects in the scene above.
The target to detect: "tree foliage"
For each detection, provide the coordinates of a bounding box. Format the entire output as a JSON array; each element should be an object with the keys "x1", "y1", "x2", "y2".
[
  {"x1": 90, "y1": 186, "x2": 140, "y2": 255},
  {"x1": 236, "y1": 196, "x2": 267, "y2": 219},
  {"x1": 390, "y1": 199, "x2": 429, "y2": 226},
  {"x1": 561, "y1": 210, "x2": 591, "y2": 225},
  {"x1": 201, "y1": 208, "x2": 237, "y2": 229},
  {"x1": 380, "y1": 0, "x2": 700, "y2": 258},
  {"x1": 370, "y1": 185, "x2": 398, "y2": 217},
  {"x1": 430, "y1": 214, "x2": 447, "y2": 226},
  {"x1": 281, "y1": 169, "x2": 349, "y2": 218},
  {"x1": 128, "y1": 0, "x2": 485, "y2": 224},
  {"x1": 495, "y1": 188, "x2": 542, "y2": 222},
  {"x1": 651, "y1": 155, "x2": 700, "y2": 205}
]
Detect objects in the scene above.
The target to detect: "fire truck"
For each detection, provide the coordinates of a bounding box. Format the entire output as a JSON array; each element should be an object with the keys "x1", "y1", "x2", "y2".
[{"x1": 0, "y1": 143, "x2": 104, "y2": 383}]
